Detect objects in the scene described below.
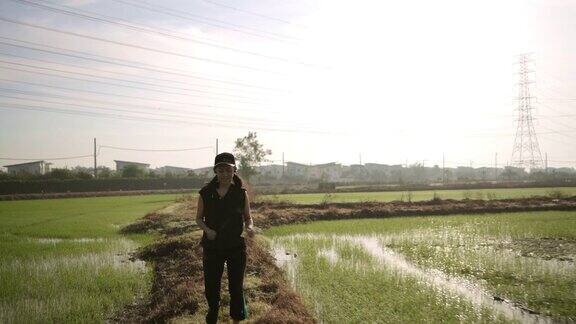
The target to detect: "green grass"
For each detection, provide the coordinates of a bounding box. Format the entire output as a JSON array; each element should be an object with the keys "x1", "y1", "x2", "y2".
[
  {"x1": 266, "y1": 211, "x2": 576, "y2": 321},
  {"x1": 259, "y1": 187, "x2": 576, "y2": 204},
  {"x1": 270, "y1": 236, "x2": 508, "y2": 323},
  {"x1": 0, "y1": 194, "x2": 182, "y2": 323}
]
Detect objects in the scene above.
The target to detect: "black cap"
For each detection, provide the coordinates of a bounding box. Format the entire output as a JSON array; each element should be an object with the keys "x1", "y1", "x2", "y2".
[{"x1": 213, "y1": 152, "x2": 236, "y2": 170}]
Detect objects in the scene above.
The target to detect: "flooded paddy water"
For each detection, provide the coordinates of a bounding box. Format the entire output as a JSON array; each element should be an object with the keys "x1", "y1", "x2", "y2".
[{"x1": 266, "y1": 211, "x2": 576, "y2": 323}]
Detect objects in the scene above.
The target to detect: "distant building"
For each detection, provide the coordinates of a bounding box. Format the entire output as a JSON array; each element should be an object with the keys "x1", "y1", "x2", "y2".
[
  {"x1": 156, "y1": 165, "x2": 192, "y2": 176},
  {"x1": 114, "y1": 160, "x2": 150, "y2": 172},
  {"x1": 455, "y1": 166, "x2": 475, "y2": 180},
  {"x1": 551, "y1": 167, "x2": 576, "y2": 174},
  {"x1": 286, "y1": 162, "x2": 308, "y2": 178},
  {"x1": 309, "y1": 162, "x2": 341, "y2": 181},
  {"x1": 363, "y1": 163, "x2": 403, "y2": 182},
  {"x1": 3, "y1": 160, "x2": 52, "y2": 175},
  {"x1": 475, "y1": 167, "x2": 498, "y2": 180},
  {"x1": 256, "y1": 164, "x2": 284, "y2": 179},
  {"x1": 191, "y1": 166, "x2": 214, "y2": 177},
  {"x1": 286, "y1": 161, "x2": 342, "y2": 181}
]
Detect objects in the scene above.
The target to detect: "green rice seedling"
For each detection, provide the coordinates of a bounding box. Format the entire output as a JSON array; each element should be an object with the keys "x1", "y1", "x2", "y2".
[
  {"x1": 261, "y1": 187, "x2": 576, "y2": 204},
  {"x1": 0, "y1": 194, "x2": 179, "y2": 323},
  {"x1": 266, "y1": 211, "x2": 576, "y2": 320},
  {"x1": 386, "y1": 227, "x2": 576, "y2": 318},
  {"x1": 546, "y1": 189, "x2": 567, "y2": 199},
  {"x1": 270, "y1": 234, "x2": 509, "y2": 323}
]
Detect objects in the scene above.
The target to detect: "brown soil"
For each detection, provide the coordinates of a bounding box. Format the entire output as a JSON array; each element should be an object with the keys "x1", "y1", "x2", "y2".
[
  {"x1": 111, "y1": 196, "x2": 576, "y2": 323},
  {"x1": 111, "y1": 198, "x2": 315, "y2": 323},
  {"x1": 250, "y1": 196, "x2": 576, "y2": 228},
  {"x1": 497, "y1": 237, "x2": 576, "y2": 262}
]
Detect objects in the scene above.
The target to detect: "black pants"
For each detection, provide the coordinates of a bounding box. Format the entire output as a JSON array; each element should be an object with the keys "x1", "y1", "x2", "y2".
[{"x1": 202, "y1": 242, "x2": 247, "y2": 324}]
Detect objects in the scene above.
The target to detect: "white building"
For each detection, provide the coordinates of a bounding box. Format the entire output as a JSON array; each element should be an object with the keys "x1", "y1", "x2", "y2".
[
  {"x1": 191, "y1": 166, "x2": 214, "y2": 177},
  {"x1": 308, "y1": 162, "x2": 342, "y2": 181},
  {"x1": 256, "y1": 164, "x2": 284, "y2": 179},
  {"x1": 114, "y1": 160, "x2": 150, "y2": 172},
  {"x1": 4, "y1": 160, "x2": 52, "y2": 175},
  {"x1": 156, "y1": 165, "x2": 192, "y2": 176},
  {"x1": 286, "y1": 161, "x2": 342, "y2": 181},
  {"x1": 286, "y1": 162, "x2": 309, "y2": 178}
]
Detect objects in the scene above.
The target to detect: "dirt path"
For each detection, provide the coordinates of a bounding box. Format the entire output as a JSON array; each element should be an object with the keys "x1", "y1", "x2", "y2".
[{"x1": 111, "y1": 197, "x2": 314, "y2": 323}]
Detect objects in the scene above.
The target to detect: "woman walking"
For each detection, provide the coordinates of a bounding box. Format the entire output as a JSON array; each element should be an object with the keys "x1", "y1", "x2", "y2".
[{"x1": 195, "y1": 152, "x2": 254, "y2": 324}]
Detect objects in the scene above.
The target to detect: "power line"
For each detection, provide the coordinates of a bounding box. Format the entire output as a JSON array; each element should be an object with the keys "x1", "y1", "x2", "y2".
[
  {"x1": 0, "y1": 154, "x2": 93, "y2": 161},
  {"x1": 0, "y1": 16, "x2": 290, "y2": 75},
  {"x1": 0, "y1": 36, "x2": 290, "y2": 93},
  {"x1": 0, "y1": 87, "x2": 298, "y2": 126},
  {"x1": 0, "y1": 58, "x2": 275, "y2": 105},
  {"x1": 111, "y1": 0, "x2": 302, "y2": 43},
  {"x1": 0, "y1": 103, "x2": 331, "y2": 134},
  {"x1": 537, "y1": 124, "x2": 576, "y2": 140},
  {"x1": 0, "y1": 146, "x2": 215, "y2": 161},
  {"x1": 538, "y1": 134, "x2": 575, "y2": 147},
  {"x1": 99, "y1": 145, "x2": 213, "y2": 152},
  {"x1": 9, "y1": 0, "x2": 319, "y2": 68},
  {"x1": 0, "y1": 50, "x2": 287, "y2": 100},
  {"x1": 0, "y1": 76, "x2": 279, "y2": 114},
  {"x1": 0, "y1": 93, "x2": 308, "y2": 128},
  {"x1": 201, "y1": 0, "x2": 310, "y2": 28}
]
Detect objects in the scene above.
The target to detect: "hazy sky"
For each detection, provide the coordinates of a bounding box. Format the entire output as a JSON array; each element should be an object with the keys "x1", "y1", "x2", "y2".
[{"x1": 0, "y1": 0, "x2": 575, "y2": 170}]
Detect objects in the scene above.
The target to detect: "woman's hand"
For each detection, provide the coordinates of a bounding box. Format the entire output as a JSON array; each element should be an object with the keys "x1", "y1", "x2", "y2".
[
  {"x1": 205, "y1": 228, "x2": 217, "y2": 240},
  {"x1": 246, "y1": 225, "x2": 255, "y2": 238}
]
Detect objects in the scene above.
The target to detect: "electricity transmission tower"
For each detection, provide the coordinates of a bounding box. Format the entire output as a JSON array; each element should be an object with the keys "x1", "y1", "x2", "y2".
[{"x1": 510, "y1": 53, "x2": 544, "y2": 170}]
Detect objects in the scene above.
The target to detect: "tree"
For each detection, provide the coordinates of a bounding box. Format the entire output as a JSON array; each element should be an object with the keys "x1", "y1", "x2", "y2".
[
  {"x1": 48, "y1": 168, "x2": 74, "y2": 179},
  {"x1": 76, "y1": 171, "x2": 94, "y2": 179},
  {"x1": 122, "y1": 164, "x2": 144, "y2": 178},
  {"x1": 501, "y1": 167, "x2": 519, "y2": 181},
  {"x1": 233, "y1": 132, "x2": 271, "y2": 182},
  {"x1": 0, "y1": 170, "x2": 10, "y2": 180},
  {"x1": 97, "y1": 166, "x2": 113, "y2": 178}
]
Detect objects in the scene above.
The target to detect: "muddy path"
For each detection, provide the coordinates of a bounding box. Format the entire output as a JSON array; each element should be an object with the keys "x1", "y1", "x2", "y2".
[
  {"x1": 251, "y1": 196, "x2": 576, "y2": 228},
  {"x1": 111, "y1": 197, "x2": 314, "y2": 323},
  {"x1": 112, "y1": 196, "x2": 576, "y2": 323}
]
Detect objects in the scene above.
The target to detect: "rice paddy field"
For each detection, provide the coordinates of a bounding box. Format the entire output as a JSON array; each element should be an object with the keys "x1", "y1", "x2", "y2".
[
  {"x1": 260, "y1": 186, "x2": 576, "y2": 204},
  {"x1": 1, "y1": 187, "x2": 575, "y2": 323},
  {"x1": 266, "y1": 211, "x2": 576, "y2": 323},
  {"x1": 0, "y1": 194, "x2": 182, "y2": 323}
]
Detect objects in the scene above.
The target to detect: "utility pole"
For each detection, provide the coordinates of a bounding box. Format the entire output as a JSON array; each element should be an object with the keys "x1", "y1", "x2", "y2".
[
  {"x1": 282, "y1": 152, "x2": 285, "y2": 177},
  {"x1": 494, "y1": 153, "x2": 498, "y2": 181},
  {"x1": 510, "y1": 53, "x2": 544, "y2": 170},
  {"x1": 93, "y1": 138, "x2": 97, "y2": 178},
  {"x1": 545, "y1": 153, "x2": 548, "y2": 172},
  {"x1": 442, "y1": 153, "x2": 445, "y2": 184},
  {"x1": 359, "y1": 153, "x2": 362, "y2": 165}
]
